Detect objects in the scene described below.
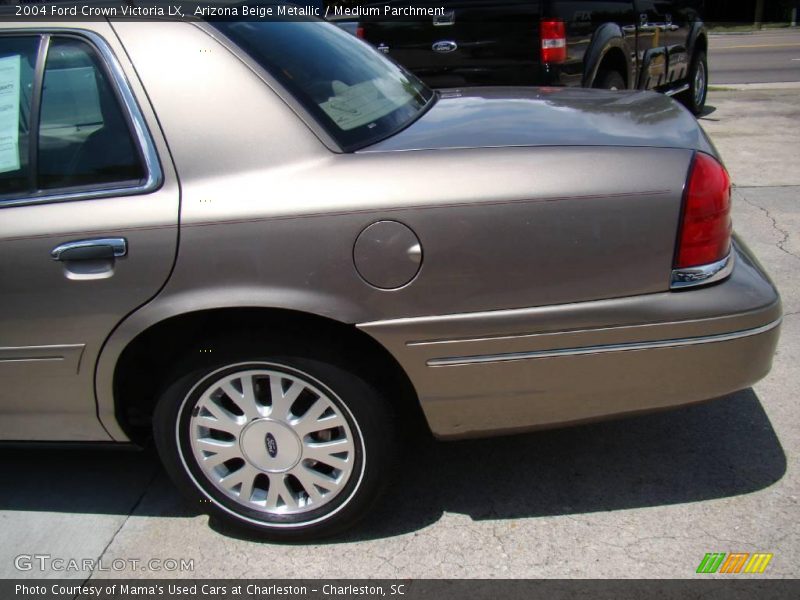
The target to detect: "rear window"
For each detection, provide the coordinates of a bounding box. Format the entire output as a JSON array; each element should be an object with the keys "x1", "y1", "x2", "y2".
[{"x1": 212, "y1": 20, "x2": 435, "y2": 151}]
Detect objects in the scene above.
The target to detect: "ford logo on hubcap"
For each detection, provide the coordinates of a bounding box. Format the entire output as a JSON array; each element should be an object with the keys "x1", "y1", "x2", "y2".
[
  {"x1": 432, "y1": 40, "x2": 457, "y2": 53},
  {"x1": 265, "y1": 433, "x2": 278, "y2": 458}
]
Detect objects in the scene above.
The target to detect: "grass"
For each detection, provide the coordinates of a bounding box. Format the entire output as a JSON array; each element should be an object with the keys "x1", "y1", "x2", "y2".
[{"x1": 707, "y1": 22, "x2": 796, "y2": 33}]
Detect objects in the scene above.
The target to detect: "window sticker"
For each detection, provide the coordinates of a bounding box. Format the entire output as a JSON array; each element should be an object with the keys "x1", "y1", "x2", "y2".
[
  {"x1": 0, "y1": 54, "x2": 21, "y2": 174},
  {"x1": 319, "y1": 79, "x2": 408, "y2": 131}
]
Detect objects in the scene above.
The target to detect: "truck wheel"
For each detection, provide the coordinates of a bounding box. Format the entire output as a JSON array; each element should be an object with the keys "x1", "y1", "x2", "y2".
[
  {"x1": 153, "y1": 350, "x2": 396, "y2": 540},
  {"x1": 678, "y1": 50, "x2": 708, "y2": 115},
  {"x1": 594, "y1": 70, "x2": 625, "y2": 91}
]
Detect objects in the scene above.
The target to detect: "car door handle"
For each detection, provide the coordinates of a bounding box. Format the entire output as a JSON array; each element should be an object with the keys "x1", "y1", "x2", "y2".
[{"x1": 51, "y1": 238, "x2": 128, "y2": 261}]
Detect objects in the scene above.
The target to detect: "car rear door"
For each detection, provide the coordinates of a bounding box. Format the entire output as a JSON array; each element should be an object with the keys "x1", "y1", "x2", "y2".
[{"x1": 0, "y1": 24, "x2": 178, "y2": 440}]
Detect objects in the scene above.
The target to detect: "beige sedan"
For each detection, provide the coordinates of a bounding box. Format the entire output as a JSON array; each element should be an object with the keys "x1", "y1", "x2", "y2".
[{"x1": 0, "y1": 17, "x2": 780, "y2": 539}]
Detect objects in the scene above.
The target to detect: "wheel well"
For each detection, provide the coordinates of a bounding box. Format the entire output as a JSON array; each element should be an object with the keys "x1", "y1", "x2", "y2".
[
  {"x1": 113, "y1": 308, "x2": 425, "y2": 445},
  {"x1": 694, "y1": 34, "x2": 708, "y2": 57},
  {"x1": 595, "y1": 47, "x2": 628, "y2": 88}
]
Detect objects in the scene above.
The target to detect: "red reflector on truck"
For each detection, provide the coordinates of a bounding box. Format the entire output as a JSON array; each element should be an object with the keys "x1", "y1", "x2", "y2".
[
  {"x1": 540, "y1": 20, "x2": 567, "y2": 64},
  {"x1": 675, "y1": 153, "x2": 732, "y2": 269}
]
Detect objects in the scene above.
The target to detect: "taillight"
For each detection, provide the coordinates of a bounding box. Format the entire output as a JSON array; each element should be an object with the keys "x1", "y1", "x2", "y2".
[
  {"x1": 356, "y1": 26, "x2": 365, "y2": 39},
  {"x1": 540, "y1": 19, "x2": 566, "y2": 64},
  {"x1": 675, "y1": 153, "x2": 732, "y2": 269}
]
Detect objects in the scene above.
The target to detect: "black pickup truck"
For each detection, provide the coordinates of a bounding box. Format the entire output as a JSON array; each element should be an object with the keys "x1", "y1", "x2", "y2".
[{"x1": 353, "y1": 0, "x2": 709, "y2": 114}]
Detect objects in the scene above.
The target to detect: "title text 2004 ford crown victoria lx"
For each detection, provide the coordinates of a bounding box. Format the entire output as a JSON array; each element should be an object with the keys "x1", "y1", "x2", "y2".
[{"x1": 0, "y1": 15, "x2": 781, "y2": 539}]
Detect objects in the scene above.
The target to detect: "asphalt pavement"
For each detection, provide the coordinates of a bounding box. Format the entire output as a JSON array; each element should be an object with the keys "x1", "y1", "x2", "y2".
[
  {"x1": 710, "y1": 29, "x2": 800, "y2": 84},
  {"x1": 2, "y1": 88, "x2": 799, "y2": 581}
]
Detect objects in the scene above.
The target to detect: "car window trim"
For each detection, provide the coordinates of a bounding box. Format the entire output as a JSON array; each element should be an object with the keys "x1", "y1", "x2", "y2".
[
  {"x1": 27, "y1": 34, "x2": 49, "y2": 192},
  {"x1": 0, "y1": 28, "x2": 163, "y2": 209}
]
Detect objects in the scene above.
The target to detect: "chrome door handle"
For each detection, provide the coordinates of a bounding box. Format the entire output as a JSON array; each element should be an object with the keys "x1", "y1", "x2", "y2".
[{"x1": 51, "y1": 238, "x2": 127, "y2": 261}]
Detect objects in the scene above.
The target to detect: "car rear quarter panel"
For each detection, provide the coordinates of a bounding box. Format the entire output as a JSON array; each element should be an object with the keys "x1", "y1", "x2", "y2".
[
  {"x1": 103, "y1": 145, "x2": 693, "y2": 323},
  {"x1": 359, "y1": 236, "x2": 781, "y2": 437},
  {"x1": 99, "y1": 21, "x2": 707, "y2": 440},
  {"x1": 107, "y1": 21, "x2": 696, "y2": 323}
]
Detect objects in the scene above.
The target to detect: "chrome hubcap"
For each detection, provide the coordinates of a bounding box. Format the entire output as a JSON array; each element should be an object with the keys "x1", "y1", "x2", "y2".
[
  {"x1": 239, "y1": 419, "x2": 302, "y2": 473},
  {"x1": 188, "y1": 367, "x2": 357, "y2": 516},
  {"x1": 694, "y1": 62, "x2": 706, "y2": 106}
]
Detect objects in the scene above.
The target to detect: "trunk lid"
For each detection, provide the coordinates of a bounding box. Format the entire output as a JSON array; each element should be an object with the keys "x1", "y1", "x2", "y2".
[{"x1": 362, "y1": 86, "x2": 717, "y2": 155}]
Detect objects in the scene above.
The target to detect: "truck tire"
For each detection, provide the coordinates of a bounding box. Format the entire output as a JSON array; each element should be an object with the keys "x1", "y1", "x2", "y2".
[
  {"x1": 678, "y1": 50, "x2": 708, "y2": 116},
  {"x1": 593, "y1": 70, "x2": 625, "y2": 91}
]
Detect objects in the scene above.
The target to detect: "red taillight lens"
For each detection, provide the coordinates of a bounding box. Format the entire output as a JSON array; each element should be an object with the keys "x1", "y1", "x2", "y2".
[
  {"x1": 675, "y1": 153, "x2": 732, "y2": 269},
  {"x1": 540, "y1": 19, "x2": 567, "y2": 64},
  {"x1": 356, "y1": 26, "x2": 365, "y2": 39}
]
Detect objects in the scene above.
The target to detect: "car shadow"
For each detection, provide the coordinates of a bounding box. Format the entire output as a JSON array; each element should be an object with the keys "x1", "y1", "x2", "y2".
[
  {"x1": 0, "y1": 388, "x2": 786, "y2": 543},
  {"x1": 216, "y1": 388, "x2": 787, "y2": 543},
  {"x1": 0, "y1": 443, "x2": 194, "y2": 518},
  {"x1": 698, "y1": 104, "x2": 718, "y2": 120}
]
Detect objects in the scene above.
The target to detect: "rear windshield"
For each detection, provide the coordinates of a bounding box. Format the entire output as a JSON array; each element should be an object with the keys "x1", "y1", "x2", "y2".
[{"x1": 212, "y1": 20, "x2": 434, "y2": 151}]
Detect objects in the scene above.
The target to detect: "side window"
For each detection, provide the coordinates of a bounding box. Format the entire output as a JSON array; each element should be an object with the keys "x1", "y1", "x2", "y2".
[
  {"x1": 0, "y1": 37, "x2": 39, "y2": 197},
  {"x1": 38, "y1": 37, "x2": 144, "y2": 190}
]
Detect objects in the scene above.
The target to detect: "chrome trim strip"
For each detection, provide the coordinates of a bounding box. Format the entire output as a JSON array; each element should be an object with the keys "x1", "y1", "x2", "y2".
[
  {"x1": 427, "y1": 317, "x2": 781, "y2": 367},
  {"x1": 0, "y1": 356, "x2": 65, "y2": 364},
  {"x1": 671, "y1": 252, "x2": 734, "y2": 290},
  {"x1": 0, "y1": 344, "x2": 85, "y2": 374},
  {"x1": 0, "y1": 29, "x2": 162, "y2": 209},
  {"x1": 0, "y1": 343, "x2": 84, "y2": 358},
  {"x1": 665, "y1": 83, "x2": 691, "y2": 97}
]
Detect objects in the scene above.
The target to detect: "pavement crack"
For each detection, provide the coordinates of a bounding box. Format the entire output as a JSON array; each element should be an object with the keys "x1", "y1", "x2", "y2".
[
  {"x1": 739, "y1": 190, "x2": 800, "y2": 261},
  {"x1": 76, "y1": 466, "x2": 160, "y2": 590},
  {"x1": 696, "y1": 527, "x2": 761, "y2": 549}
]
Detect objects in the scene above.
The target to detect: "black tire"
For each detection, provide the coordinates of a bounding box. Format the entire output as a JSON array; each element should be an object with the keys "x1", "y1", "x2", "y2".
[
  {"x1": 593, "y1": 70, "x2": 625, "y2": 91},
  {"x1": 678, "y1": 50, "x2": 708, "y2": 116},
  {"x1": 153, "y1": 347, "x2": 396, "y2": 541}
]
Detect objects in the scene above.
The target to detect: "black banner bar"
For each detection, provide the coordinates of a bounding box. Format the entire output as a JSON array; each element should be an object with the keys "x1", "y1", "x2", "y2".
[
  {"x1": 2, "y1": 2, "x2": 457, "y2": 23},
  {"x1": 3, "y1": 579, "x2": 800, "y2": 600},
  {"x1": 0, "y1": 1, "x2": 784, "y2": 23}
]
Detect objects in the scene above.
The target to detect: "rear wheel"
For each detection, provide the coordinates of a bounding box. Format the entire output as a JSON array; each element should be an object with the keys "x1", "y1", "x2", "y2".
[
  {"x1": 594, "y1": 70, "x2": 625, "y2": 91},
  {"x1": 678, "y1": 50, "x2": 708, "y2": 115},
  {"x1": 153, "y1": 350, "x2": 395, "y2": 540}
]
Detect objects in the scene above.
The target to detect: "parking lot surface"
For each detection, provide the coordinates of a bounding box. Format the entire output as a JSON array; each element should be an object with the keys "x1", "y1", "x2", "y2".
[
  {"x1": 2, "y1": 87, "x2": 799, "y2": 580},
  {"x1": 710, "y1": 29, "x2": 800, "y2": 84}
]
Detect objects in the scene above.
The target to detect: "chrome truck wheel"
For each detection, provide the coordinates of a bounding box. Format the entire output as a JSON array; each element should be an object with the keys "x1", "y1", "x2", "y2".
[
  {"x1": 679, "y1": 50, "x2": 708, "y2": 116},
  {"x1": 154, "y1": 355, "x2": 395, "y2": 540},
  {"x1": 694, "y1": 59, "x2": 707, "y2": 108}
]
